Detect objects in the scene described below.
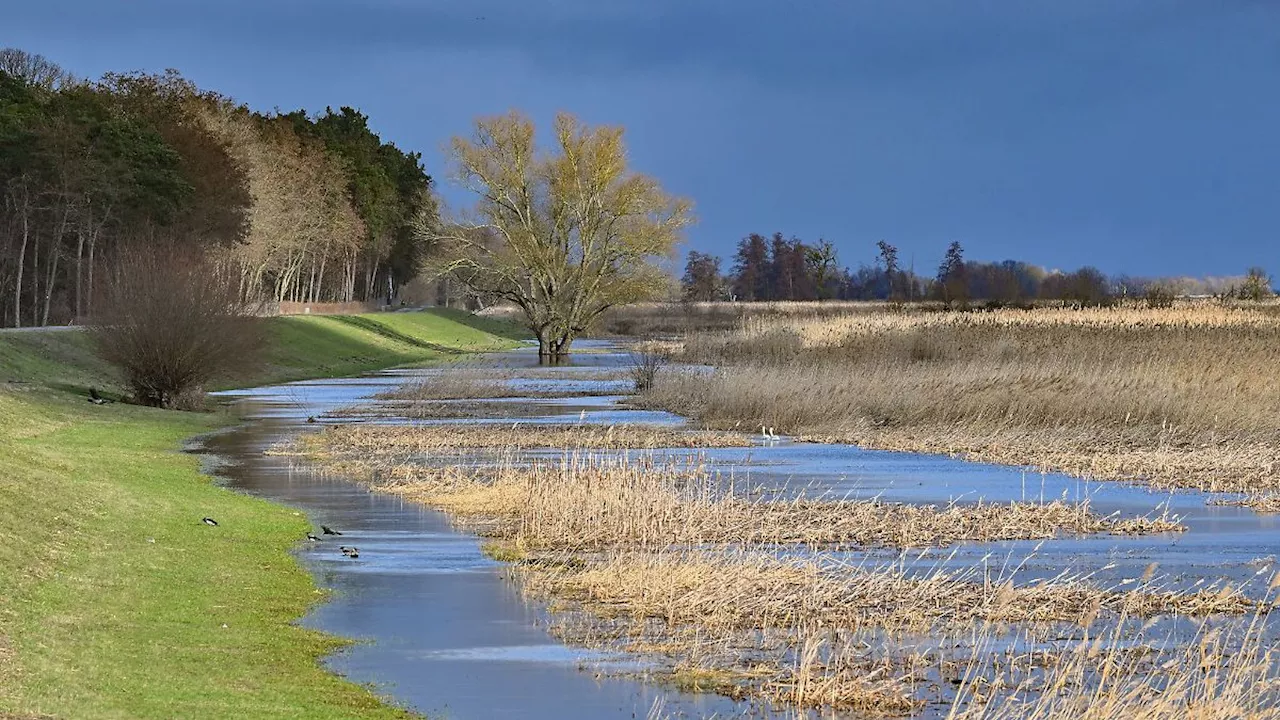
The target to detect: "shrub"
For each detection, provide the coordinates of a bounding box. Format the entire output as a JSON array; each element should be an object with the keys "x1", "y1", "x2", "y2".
[
  {"x1": 628, "y1": 348, "x2": 668, "y2": 392},
  {"x1": 91, "y1": 246, "x2": 264, "y2": 409},
  {"x1": 1143, "y1": 284, "x2": 1176, "y2": 309}
]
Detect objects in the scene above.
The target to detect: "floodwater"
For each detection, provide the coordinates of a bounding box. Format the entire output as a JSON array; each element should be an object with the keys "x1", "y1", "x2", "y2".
[{"x1": 201, "y1": 340, "x2": 1280, "y2": 718}]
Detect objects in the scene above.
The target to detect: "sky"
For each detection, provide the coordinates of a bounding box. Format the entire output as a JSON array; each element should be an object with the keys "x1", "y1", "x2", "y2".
[{"x1": 5, "y1": 0, "x2": 1277, "y2": 277}]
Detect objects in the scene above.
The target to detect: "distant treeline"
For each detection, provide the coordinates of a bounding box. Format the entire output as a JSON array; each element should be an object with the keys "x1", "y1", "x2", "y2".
[
  {"x1": 682, "y1": 233, "x2": 1274, "y2": 306},
  {"x1": 0, "y1": 48, "x2": 432, "y2": 328}
]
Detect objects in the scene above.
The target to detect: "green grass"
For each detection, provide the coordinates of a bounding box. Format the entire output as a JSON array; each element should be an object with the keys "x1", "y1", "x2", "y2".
[
  {"x1": 252, "y1": 309, "x2": 525, "y2": 387},
  {"x1": 0, "y1": 310, "x2": 528, "y2": 719},
  {"x1": 0, "y1": 309, "x2": 527, "y2": 394}
]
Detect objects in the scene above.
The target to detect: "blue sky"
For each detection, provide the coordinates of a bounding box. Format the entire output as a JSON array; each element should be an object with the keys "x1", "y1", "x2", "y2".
[{"x1": 6, "y1": 1, "x2": 1277, "y2": 276}]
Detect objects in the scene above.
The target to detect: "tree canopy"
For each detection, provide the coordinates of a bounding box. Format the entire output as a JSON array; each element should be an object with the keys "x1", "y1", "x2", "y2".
[
  {"x1": 0, "y1": 48, "x2": 433, "y2": 328},
  {"x1": 421, "y1": 110, "x2": 692, "y2": 356}
]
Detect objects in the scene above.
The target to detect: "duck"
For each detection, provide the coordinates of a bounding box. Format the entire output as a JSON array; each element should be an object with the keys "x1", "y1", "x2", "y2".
[
  {"x1": 306, "y1": 533, "x2": 321, "y2": 542},
  {"x1": 202, "y1": 517, "x2": 218, "y2": 526},
  {"x1": 321, "y1": 525, "x2": 342, "y2": 536},
  {"x1": 340, "y1": 546, "x2": 359, "y2": 558}
]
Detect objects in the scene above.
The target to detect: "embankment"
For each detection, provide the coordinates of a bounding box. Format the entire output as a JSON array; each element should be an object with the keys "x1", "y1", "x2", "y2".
[{"x1": 0, "y1": 310, "x2": 523, "y2": 719}]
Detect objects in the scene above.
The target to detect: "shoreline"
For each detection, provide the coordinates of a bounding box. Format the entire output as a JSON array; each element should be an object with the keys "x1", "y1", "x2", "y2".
[{"x1": 0, "y1": 311, "x2": 521, "y2": 719}]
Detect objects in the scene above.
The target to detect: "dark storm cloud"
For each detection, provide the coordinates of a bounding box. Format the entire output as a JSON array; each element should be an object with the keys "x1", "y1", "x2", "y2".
[{"x1": 5, "y1": 0, "x2": 1278, "y2": 274}]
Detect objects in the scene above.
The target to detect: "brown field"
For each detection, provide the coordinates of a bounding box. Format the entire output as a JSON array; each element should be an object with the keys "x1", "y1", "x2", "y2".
[{"x1": 637, "y1": 303, "x2": 1280, "y2": 493}]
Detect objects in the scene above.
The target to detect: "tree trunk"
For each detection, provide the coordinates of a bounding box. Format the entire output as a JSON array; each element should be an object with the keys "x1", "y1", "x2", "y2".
[
  {"x1": 29, "y1": 218, "x2": 39, "y2": 327},
  {"x1": 86, "y1": 231, "x2": 97, "y2": 319},
  {"x1": 536, "y1": 330, "x2": 574, "y2": 360},
  {"x1": 41, "y1": 241, "x2": 59, "y2": 326},
  {"x1": 13, "y1": 191, "x2": 29, "y2": 328},
  {"x1": 74, "y1": 228, "x2": 85, "y2": 321}
]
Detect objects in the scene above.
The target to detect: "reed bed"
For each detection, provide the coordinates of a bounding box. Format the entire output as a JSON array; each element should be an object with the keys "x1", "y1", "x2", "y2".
[
  {"x1": 297, "y1": 422, "x2": 1263, "y2": 714},
  {"x1": 1211, "y1": 495, "x2": 1280, "y2": 513},
  {"x1": 522, "y1": 551, "x2": 1255, "y2": 633},
  {"x1": 948, "y1": 605, "x2": 1280, "y2": 720},
  {"x1": 327, "y1": 399, "x2": 560, "y2": 420},
  {"x1": 375, "y1": 369, "x2": 519, "y2": 400},
  {"x1": 375, "y1": 371, "x2": 625, "y2": 402},
  {"x1": 300, "y1": 438, "x2": 1184, "y2": 551},
  {"x1": 533, "y1": 552, "x2": 1263, "y2": 715},
  {"x1": 290, "y1": 422, "x2": 756, "y2": 455},
  {"x1": 557, "y1": 611, "x2": 927, "y2": 713},
  {"x1": 640, "y1": 304, "x2": 1280, "y2": 493}
]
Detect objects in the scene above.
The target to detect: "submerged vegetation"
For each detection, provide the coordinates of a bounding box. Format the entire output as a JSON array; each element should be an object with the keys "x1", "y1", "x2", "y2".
[{"x1": 295, "y1": 415, "x2": 1258, "y2": 715}]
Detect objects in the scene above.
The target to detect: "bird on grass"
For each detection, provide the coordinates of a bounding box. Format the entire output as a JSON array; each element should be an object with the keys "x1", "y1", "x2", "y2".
[
  {"x1": 340, "y1": 546, "x2": 359, "y2": 558},
  {"x1": 88, "y1": 387, "x2": 110, "y2": 405},
  {"x1": 321, "y1": 525, "x2": 342, "y2": 536},
  {"x1": 202, "y1": 517, "x2": 219, "y2": 526},
  {"x1": 306, "y1": 533, "x2": 321, "y2": 542}
]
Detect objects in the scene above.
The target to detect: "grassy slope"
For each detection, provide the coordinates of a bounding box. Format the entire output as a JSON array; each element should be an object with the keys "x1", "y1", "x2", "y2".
[
  {"x1": 0, "y1": 310, "x2": 526, "y2": 719},
  {"x1": 0, "y1": 308, "x2": 526, "y2": 392}
]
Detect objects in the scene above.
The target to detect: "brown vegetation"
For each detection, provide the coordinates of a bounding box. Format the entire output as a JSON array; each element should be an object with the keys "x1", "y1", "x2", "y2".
[
  {"x1": 522, "y1": 551, "x2": 1251, "y2": 634},
  {"x1": 371, "y1": 370, "x2": 622, "y2": 402},
  {"x1": 290, "y1": 423, "x2": 755, "y2": 456},
  {"x1": 90, "y1": 247, "x2": 263, "y2": 408},
  {"x1": 948, "y1": 607, "x2": 1280, "y2": 720},
  {"x1": 297, "y1": 419, "x2": 1265, "y2": 714},
  {"x1": 348, "y1": 457, "x2": 1184, "y2": 551},
  {"x1": 638, "y1": 304, "x2": 1280, "y2": 493}
]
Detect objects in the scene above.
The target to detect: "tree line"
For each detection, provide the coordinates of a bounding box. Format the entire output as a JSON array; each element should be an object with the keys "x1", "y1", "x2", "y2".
[
  {"x1": 682, "y1": 233, "x2": 1273, "y2": 306},
  {"x1": 0, "y1": 48, "x2": 432, "y2": 328}
]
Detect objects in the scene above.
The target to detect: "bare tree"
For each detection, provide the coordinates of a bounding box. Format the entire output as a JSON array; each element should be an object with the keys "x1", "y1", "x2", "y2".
[
  {"x1": 419, "y1": 110, "x2": 692, "y2": 358},
  {"x1": 90, "y1": 246, "x2": 264, "y2": 408},
  {"x1": 0, "y1": 48, "x2": 71, "y2": 90}
]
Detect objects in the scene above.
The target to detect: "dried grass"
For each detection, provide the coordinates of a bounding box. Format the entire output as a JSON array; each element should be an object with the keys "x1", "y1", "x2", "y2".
[
  {"x1": 521, "y1": 551, "x2": 1255, "y2": 634},
  {"x1": 289, "y1": 422, "x2": 755, "y2": 455},
  {"x1": 295, "y1": 423, "x2": 1264, "y2": 714},
  {"x1": 948, "y1": 608, "x2": 1280, "y2": 720},
  {"x1": 639, "y1": 304, "x2": 1280, "y2": 493},
  {"x1": 374, "y1": 369, "x2": 622, "y2": 401},
  {"x1": 301, "y1": 439, "x2": 1183, "y2": 551}
]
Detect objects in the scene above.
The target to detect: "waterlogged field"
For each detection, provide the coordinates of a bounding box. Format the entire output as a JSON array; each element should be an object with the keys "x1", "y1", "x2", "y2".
[
  {"x1": 641, "y1": 302, "x2": 1280, "y2": 496},
  {"x1": 256, "y1": 325, "x2": 1280, "y2": 719}
]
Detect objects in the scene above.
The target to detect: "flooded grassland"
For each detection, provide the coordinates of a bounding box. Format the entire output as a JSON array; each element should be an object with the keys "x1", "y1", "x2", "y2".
[{"x1": 215, "y1": 338, "x2": 1280, "y2": 719}]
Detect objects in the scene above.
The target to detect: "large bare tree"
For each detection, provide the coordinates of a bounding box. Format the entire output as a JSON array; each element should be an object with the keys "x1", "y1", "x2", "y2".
[{"x1": 421, "y1": 111, "x2": 692, "y2": 357}]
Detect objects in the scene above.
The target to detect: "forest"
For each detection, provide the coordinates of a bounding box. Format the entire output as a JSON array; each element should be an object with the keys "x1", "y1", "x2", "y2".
[
  {"x1": 0, "y1": 48, "x2": 431, "y2": 328},
  {"x1": 683, "y1": 232, "x2": 1273, "y2": 306}
]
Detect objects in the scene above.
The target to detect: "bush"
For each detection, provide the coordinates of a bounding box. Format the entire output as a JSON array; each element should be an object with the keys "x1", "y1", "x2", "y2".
[
  {"x1": 91, "y1": 247, "x2": 264, "y2": 408},
  {"x1": 1144, "y1": 284, "x2": 1176, "y2": 309},
  {"x1": 628, "y1": 348, "x2": 668, "y2": 392}
]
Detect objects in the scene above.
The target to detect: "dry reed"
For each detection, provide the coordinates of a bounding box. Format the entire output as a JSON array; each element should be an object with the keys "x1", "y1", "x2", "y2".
[
  {"x1": 948, "y1": 605, "x2": 1280, "y2": 720},
  {"x1": 520, "y1": 551, "x2": 1255, "y2": 634},
  {"x1": 639, "y1": 304, "x2": 1280, "y2": 493},
  {"x1": 300, "y1": 438, "x2": 1184, "y2": 551},
  {"x1": 295, "y1": 423, "x2": 1262, "y2": 714},
  {"x1": 288, "y1": 422, "x2": 756, "y2": 455}
]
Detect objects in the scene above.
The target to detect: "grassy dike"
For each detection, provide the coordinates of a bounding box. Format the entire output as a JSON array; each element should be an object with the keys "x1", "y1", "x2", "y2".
[{"x1": 0, "y1": 310, "x2": 525, "y2": 719}]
